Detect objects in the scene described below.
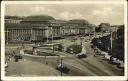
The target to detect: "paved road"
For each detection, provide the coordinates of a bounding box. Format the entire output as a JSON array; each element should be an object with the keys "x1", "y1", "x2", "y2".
[{"x1": 5, "y1": 37, "x2": 124, "y2": 76}]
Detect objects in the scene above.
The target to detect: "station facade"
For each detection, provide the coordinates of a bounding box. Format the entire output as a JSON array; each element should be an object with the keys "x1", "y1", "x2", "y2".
[{"x1": 5, "y1": 16, "x2": 95, "y2": 43}]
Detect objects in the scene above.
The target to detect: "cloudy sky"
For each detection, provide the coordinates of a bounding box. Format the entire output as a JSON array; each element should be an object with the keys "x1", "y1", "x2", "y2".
[{"x1": 5, "y1": 3, "x2": 124, "y2": 25}]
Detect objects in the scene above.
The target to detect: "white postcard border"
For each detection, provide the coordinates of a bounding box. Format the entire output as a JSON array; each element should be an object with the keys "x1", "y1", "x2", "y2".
[{"x1": 1, "y1": 1, "x2": 127, "y2": 80}]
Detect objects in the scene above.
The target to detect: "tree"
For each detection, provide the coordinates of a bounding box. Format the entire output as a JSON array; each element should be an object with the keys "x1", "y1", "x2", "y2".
[
  {"x1": 98, "y1": 23, "x2": 110, "y2": 32},
  {"x1": 112, "y1": 26, "x2": 124, "y2": 61},
  {"x1": 95, "y1": 27, "x2": 102, "y2": 32}
]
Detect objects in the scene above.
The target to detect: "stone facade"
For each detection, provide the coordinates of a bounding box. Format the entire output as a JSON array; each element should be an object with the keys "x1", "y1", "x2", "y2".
[{"x1": 5, "y1": 16, "x2": 94, "y2": 43}]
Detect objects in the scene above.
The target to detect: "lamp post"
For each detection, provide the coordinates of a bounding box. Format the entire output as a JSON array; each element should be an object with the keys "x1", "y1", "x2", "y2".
[
  {"x1": 80, "y1": 37, "x2": 83, "y2": 46},
  {"x1": 60, "y1": 58, "x2": 63, "y2": 76},
  {"x1": 5, "y1": 30, "x2": 9, "y2": 44},
  {"x1": 47, "y1": 26, "x2": 49, "y2": 43},
  {"x1": 51, "y1": 27, "x2": 54, "y2": 53}
]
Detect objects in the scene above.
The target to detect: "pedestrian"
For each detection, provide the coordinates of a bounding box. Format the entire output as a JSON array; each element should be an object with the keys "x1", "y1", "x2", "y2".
[
  {"x1": 94, "y1": 54, "x2": 96, "y2": 57},
  {"x1": 45, "y1": 59, "x2": 48, "y2": 65},
  {"x1": 44, "y1": 56, "x2": 48, "y2": 65},
  {"x1": 14, "y1": 56, "x2": 19, "y2": 62},
  {"x1": 7, "y1": 56, "x2": 11, "y2": 61},
  {"x1": 5, "y1": 61, "x2": 8, "y2": 68}
]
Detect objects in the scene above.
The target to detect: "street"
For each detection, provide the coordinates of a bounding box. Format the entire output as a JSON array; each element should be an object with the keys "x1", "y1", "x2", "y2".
[{"x1": 5, "y1": 37, "x2": 124, "y2": 76}]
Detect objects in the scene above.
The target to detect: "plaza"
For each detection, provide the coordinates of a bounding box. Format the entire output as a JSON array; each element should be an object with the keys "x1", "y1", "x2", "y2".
[{"x1": 5, "y1": 35, "x2": 124, "y2": 76}]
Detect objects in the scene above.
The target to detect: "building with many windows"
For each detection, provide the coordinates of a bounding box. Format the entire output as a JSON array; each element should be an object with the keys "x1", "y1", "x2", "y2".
[
  {"x1": 5, "y1": 16, "x2": 24, "y2": 24},
  {"x1": 5, "y1": 15, "x2": 95, "y2": 43}
]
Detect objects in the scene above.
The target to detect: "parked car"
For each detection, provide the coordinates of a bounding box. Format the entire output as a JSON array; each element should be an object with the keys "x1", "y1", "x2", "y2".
[
  {"x1": 14, "y1": 55, "x2": 22, "y2": 59},
  {"x1": 76, "y1": 53, "x2": 87, "y2": 58},
  {"x1": 85, "y1": 40, "x2": 88, "y2": 42},
  {"x1": 14, "y1": 54, "x2": 22, "y2": 62},
  {"x1": 117, "y1": 61, "x2": 124, "y2": 69},
  {"x1": 100, "y1": 51, "x2": 108, "y2": 56}
]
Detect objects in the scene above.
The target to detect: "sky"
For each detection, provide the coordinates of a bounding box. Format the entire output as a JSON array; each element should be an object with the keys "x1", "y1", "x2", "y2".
[{"x1": 5, "y1": 3, "x2": 124, "y2": 25}]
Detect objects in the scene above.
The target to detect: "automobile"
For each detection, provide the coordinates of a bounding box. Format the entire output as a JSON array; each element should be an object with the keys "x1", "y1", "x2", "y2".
[
  {"x1": 14, "y1": 54, "x2": 22, "y2": 59},
  {"x1": 100, "y1": 51, "x2": 108, "y2": 56},
  {"x1": 69, "y1": 48, "x2": 73, "y2": 54},
  {"x1": 104, "y1": 54, "x2": 111, "y2": 60},
  {"x1": 96, "y1": 34, "x2": 102, "y2": 38},
  {"x1": 96, "y1": 49, "x2": 102, "y2": 54},
  {"x1": 13, "y1": 54, "x2": 22, "y2": 62},
  {"x1": 85, "y1": 40, "x2": 88, "y2": 42},
  {"x1": 56, "y1": 64, "x2": 70, "y2": 73},
  {"x1": 117, "y1": 61, "x2": 124, "y2": 69},
  {"x1": 90, "y1": 44, "x2": 94, "y2": 48},
  {"x1": 76, "y1": 53, "x2": 87, "y2": 58}
]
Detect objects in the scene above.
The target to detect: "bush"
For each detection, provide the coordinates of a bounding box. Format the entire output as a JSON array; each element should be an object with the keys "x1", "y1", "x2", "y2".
[
  {"x1": 24, "y1": 50, "x2": 33, "y2": 54},
  {"x1": 66, "y1": 44, "x2": 82, "y2": 54},
  {"x1": 54, "y1": 44, "x2": 64, "y2": 52}
]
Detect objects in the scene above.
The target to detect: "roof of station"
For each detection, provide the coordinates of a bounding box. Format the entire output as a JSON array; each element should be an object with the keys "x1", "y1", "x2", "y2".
[{"x1": 23, "y1": 15, "x2": 55, "y2": 22}]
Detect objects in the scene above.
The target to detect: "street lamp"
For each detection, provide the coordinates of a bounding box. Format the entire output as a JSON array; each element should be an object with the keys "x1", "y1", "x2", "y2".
[
  {"x1": 51, "y1": 27, "x2": 54, "y2": 53},
  {"x1": 5, "y1": 30, "x2": 9, "y2": 44},
  {"x1": 60, "y1": 58, "x2": 63, "y2": 76},
  {"x1": 80, "y1": 37, "x2": 83, "y2": 46}
]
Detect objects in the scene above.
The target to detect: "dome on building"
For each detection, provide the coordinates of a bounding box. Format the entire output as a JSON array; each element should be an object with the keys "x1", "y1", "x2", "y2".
[{"x1": 23, "y1": 15, "x2": 55, "y2": 21}]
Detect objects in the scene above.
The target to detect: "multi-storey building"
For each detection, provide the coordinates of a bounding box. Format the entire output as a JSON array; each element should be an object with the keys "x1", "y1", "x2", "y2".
[
  {"x1": 5, "y1": 15, "x2": 94, "y2": 43},
  {"x1": 5, "y1": 16, "x2": 24, "y2": 24}
]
